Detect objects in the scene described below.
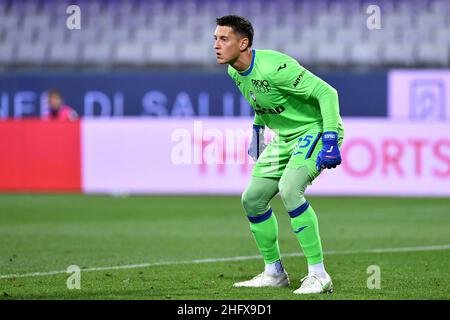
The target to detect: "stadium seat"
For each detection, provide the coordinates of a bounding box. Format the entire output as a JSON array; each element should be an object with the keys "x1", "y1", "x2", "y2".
[
  {"x1": 417, "y1": 42, "x2": 449, "y2": 66},
  {"x1": 430, "y1": 0, "x2": 450, "y2": 14},
  {"x1": 399, "y1": 27, "x2": 433, "y2": 45},
  {"x1": 0, "y1": 2, "x2": 7, "y2": 14},
  {"x1": 252, "y1": 26, "x2": 270, "y2": 49},
  {"x1": 67, "y1": 28, "x2": 100, "y2": 44},
  {"x1": 99, "y1": 28, "x2": 130, "y2": 44},
  {"x1": 147, "y1": 42, "x2": 179, "y2": 65},
  {"x1": 85, "y1": 15, "x2": 117, "y2": 30},
  {"x1": 266, "y1": 26, "x2": 299, "y2": 46},
  {"x1": 20, "y1": 14, "x2": 51, "y2": 32},
  {"x1": 113, "y1": 42, "x2": 147, "y2": 66},
  {"x1": 396, "y1": 0, "x2": 428, "y2": 14},
  {"x1": 167, "y1": 25, "x2": 199, "y2": 44},
  {"x1": 334, "y1": 28, "x2": 363, "y2": 45},
  {"x1": 346, "y1": 13, "x2": 367, "y2": 30},
  {"x1": 9, "y1": 0, "x2": 40, "y2": 16},
  {"x1": 0, "y1": 43, "x2": 15, "y2": 65},
  {"x1": 41, "y1": 0, "x2": 71, "y2": 15},
  {"x1": 282, "y1": 12, "x2": 314, "y2": 30},
  {"x1": 16, "y1": 42, "x2": 48, "y2": 65},
  {"x1": 4, "y1": 27, "x2": 35, "y2": 44},
  {"x1": 382, "y1": 42, "x2": 416, "y2": 66},
  {"x1": 349, "y1": 42, "x2": 381, "y2": 66},
  {"x1": 81, "y1": 42, "x2": 113, "y2": 65},
  {"x1": 103, "y1": 1, "x2": 135, "y2": 18},
  {"x1": 48, "y1": 42, "x2": 81, "y2": 65},
  {"x1": 382, "y1": 13, "x2": 412, "y2": 30},
  {"x1": 149, "y1": 13, "x2": 181, "y2": 30},
  {"x1": 329, "y1": 0, "x2": 360, "y2": 14},
  {"x1": 416, "y1": 13, "x2": 446, "y2": 31},
  {"x1": 316, "y1": 42, "x2": 348, "y2": 66},
  {"x1": 299, "y1": 28, "x2": 329, "y2": 45},
  {"x1": 118, "y1": 14, "x2": 149, "y2": 29},
  {"x1": 182, "y1": 14, "x2": 216, "y2": 30},
  {"x1": 180, "y1": 41, "x2": 215, "y2": 65},
  {"x1": 434, "y1": 28, "x2": 450, "y2": 45},
  {"x1": 0, "y1": 14, "x2": 19, "y2": 30},
  {"x1": 314, "y1": 12, "x2": 346, "y2": 29},
  {"x1": 132, "y1": 27, "x2": 162, "y2": 45},
  {"x1": 363, "y1": 28, "x2": 398, "y2": 46},
  {"x1": 281, "y1": 41, "x2": 316, "y2": 65}
]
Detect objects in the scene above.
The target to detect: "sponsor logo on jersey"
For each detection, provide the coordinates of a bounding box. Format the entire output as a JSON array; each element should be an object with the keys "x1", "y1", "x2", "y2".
[
  {"x1": 293, "y1": 70, "x2": 306, "y2": 88},
  {"x1": 251, "y1": 79, "x2": 271, "y2": 93},
  {"x1": 254, "y1": 104, "x2": 285, "y2": 115},
  {"x1": 277, "y1": 63, "x2": 287, "y2": 72}
]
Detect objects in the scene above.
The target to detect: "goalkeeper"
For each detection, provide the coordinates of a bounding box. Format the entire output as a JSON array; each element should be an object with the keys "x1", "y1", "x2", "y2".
[{"x1": 214, "y1": 15, "x2": 344, "y2": 294}]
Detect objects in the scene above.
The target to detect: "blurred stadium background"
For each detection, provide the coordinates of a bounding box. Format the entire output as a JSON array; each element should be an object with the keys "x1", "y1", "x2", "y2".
[
  {"x1": 0, "y1": 0, "x2": 449, "y2": 300},
  {"x1": 0, "y1": 0, "x2": 449, "y2": 67}
]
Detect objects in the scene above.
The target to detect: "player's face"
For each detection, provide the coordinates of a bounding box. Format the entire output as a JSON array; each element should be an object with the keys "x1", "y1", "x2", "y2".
[
  {"x1": 48, "y1": 94, "x2": 62, "y2": 109},
  {"x1": 214, "y1": 26, "x2": 242, "y2": 64}
]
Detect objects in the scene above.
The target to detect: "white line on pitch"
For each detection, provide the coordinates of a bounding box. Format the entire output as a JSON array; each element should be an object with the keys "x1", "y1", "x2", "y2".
[{"x1": 1, "y1": 244, "x2": 449, "y2": 280}]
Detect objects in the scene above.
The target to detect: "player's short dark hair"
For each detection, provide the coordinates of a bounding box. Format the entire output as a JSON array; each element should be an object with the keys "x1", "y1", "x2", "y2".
[
  {"x1": 47, "y1": 89, "x2": 62, "y2": 97},
  {"x1": 216, "y1": 15, "x2": 254, "y2": 48}
]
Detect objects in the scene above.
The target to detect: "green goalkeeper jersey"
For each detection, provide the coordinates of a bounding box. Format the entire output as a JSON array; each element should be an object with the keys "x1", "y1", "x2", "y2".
[{"x1": 228, "y1": 49, "x2": 344, "y2": 138}]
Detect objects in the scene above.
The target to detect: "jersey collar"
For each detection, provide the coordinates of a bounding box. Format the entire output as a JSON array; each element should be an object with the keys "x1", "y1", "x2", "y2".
[{"x1": 238, "y1": 49, "x2": 255, "y2": 77}]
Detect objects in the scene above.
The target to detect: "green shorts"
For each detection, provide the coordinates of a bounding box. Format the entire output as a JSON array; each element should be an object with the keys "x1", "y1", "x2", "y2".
[{"x1": 253, "y1": 129, "x2": 343, "y2": 181}]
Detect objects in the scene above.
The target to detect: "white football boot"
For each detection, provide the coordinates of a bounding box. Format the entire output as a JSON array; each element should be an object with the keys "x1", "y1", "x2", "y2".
[
  {"x1": 233, "y1": 271, "x2": 290, "y2": 288},
  {"x1": 293, "y1": 272, "x2": 333, "y2": 294}
]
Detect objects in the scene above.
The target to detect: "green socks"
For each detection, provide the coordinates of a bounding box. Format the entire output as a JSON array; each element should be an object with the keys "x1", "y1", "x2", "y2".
[
  {"x1": 288, "y1": 202, "x2": 323, "y2": 265},
  {"x1": 247, "y1": 203, "x2": 324, "y2": 266},
  {"x1": 248, "y1": 208, "x2": 281, "y2": 264}
]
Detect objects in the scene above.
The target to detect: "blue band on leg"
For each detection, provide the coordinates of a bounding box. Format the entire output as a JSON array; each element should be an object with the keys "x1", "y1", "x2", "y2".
[
  {"x1": 288, "y1": 201, "x2": 310, "y2": 218},
  {"x1": 248, "y1": 208, "x2": 273, "y2": 223}
]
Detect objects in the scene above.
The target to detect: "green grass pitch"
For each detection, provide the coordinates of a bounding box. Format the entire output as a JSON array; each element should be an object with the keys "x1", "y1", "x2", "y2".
[{"x1": 0, "y1": 194, "x2": 449, "y2": 300}]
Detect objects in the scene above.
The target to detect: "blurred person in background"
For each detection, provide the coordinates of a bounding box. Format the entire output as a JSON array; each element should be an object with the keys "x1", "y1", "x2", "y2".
[{"x1": 45, "y1": 89, "x2": 78, "y2": 121}]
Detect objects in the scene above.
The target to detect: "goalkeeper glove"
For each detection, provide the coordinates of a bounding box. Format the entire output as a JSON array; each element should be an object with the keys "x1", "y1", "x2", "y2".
[
  {"x1": 248, "y1": 125, "x2": 267, "y2": 161},
  {"x1": 316, "y1": 131, "x2": 342, "y2": 170}
]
